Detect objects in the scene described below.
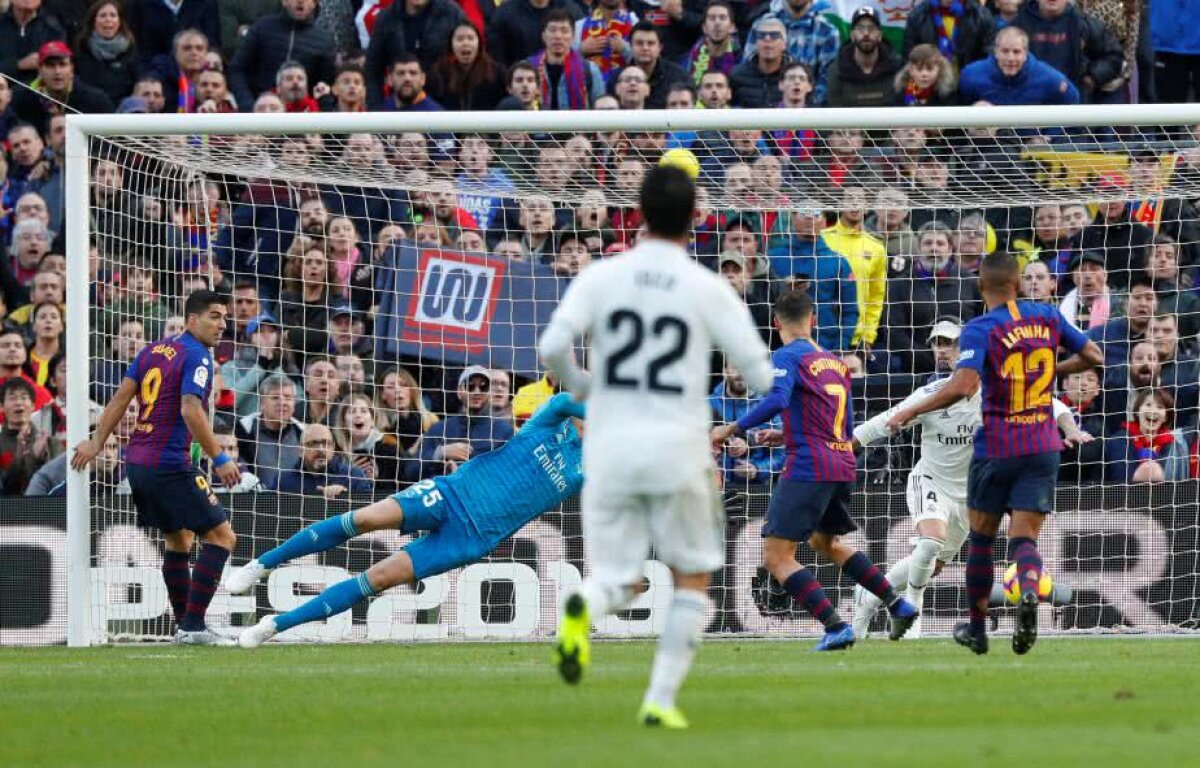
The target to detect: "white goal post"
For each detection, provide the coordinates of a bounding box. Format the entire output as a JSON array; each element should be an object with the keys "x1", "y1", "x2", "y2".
[{"x1": 64, "y1": 105, "x2": 1200, "y2": 647}]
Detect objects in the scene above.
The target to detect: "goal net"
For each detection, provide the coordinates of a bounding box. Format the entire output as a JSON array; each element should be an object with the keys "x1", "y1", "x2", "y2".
[{"x1": 62, "y1": 107, "x2": 1200, "y2": 646}]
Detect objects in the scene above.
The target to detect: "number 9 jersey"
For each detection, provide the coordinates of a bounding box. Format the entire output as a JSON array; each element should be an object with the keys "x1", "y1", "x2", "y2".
[
  {"x1": 955, "y1": 300, "x2": 1089, "y2": 459},
  {"x1": 123, "y1": 332, "x2": 215, "y2": 469}
]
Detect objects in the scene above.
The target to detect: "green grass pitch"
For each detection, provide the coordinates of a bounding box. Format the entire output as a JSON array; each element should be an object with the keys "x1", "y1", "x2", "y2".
[{"x1": 2, "y1": 638, "x2": 1195, "y2": 767}]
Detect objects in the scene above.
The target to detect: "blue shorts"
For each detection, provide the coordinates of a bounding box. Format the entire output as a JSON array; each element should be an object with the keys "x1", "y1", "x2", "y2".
[
  {"x1": 967, "y1": 452, "x2": 1060, "y2": 515},
  {"x1": 127, "y1": 464, "x2": 227, "y2": 535},
  {"x1": 763, "y1": 480, "x2": 857, "y2": 542},
  {"x1": 391, "y1": 481, "x2": 492, "y2": 582}
]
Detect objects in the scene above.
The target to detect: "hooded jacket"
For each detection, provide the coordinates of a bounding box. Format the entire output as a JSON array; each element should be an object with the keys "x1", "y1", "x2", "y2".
[
  {"x1": 1014, "y1": 0, "x2": 1124, "y2": 94},
  {"x1": 825, "y1": 39, "x2": 903, "y2": 108}
]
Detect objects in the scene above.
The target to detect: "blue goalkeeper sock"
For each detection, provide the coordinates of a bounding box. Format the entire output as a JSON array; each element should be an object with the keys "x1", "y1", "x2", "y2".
[
  {"x1": 259, "y1": 512, "x2": 358, "y2": 569},
  {"x1": 274, "y1": 573, "x2": 378, "y2": 633}
]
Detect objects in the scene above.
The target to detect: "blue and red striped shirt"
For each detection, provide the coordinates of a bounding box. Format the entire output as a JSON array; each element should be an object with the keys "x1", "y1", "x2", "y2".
[
  {"x1": 956, "y1": 300, "x2": 1089, "y2": 459},
  {"x1": 736, "y1": 339, "x2": 856, "y2": 482},
  {"x1": 123, "y1": 332, "x2": 214, "y2": 469}
]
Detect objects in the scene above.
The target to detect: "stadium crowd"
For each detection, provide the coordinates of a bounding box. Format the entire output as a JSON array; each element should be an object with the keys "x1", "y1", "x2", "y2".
[{"x1": 1, "y1": 0, "x2": 1199, "y2": 496}]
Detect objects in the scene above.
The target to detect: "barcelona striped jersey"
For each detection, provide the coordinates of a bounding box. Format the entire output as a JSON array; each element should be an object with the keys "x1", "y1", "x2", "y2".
[
  {"x1": 123, "y1": 332, "x2": 214, "y2": 469},
  {"x1": 736, "y1": 339, "x2": 857, "y2": 482},
  {"x1": 955, "y1": 300, "x2": 1089, "y2": 459}
]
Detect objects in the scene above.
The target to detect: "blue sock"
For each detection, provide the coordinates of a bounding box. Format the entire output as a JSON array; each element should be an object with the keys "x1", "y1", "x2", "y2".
[
  {"x1": 180, "y1": 544, "x2": 229, "y2": 631},
  {"x1": 274, "y1": 573, "x2": 377, "y2": 633},
  {"x1": 260, "y1": 512, "x2": 358, "y2": 569}
]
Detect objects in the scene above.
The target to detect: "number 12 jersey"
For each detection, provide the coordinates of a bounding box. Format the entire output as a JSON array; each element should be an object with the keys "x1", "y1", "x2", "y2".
[{"x1": 955, "y1": 300, "x2": 1089, "y2": 459}]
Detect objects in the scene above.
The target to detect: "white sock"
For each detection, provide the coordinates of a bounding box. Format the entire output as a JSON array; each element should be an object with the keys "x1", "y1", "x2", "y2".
[
  {"x1": 886, "y1": 557, "x2": 911, "y2": 593},
  {"x1": 908, "y1": 539, "x2": 942, "y2": 592},
  {"x1": 645, "y1": 589, "x2": 709, "y2": 710},
  {"x1": 581, "y1": 581, "x2": 634, "y2": 618}
]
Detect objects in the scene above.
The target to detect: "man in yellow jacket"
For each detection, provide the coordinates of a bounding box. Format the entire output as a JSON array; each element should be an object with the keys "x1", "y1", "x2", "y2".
[{"x1": 821, "y1": 186, "x2": 887, "y2": 349}]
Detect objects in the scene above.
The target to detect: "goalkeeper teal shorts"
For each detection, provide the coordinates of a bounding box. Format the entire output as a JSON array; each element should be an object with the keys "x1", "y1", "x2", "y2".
[{"x1": 392, "y1": 481, "x2": 493, "y2": 581}]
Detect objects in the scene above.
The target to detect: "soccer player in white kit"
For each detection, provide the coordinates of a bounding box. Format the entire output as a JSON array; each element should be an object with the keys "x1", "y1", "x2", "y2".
[
  {"x1": 851, "y1": 319, "x2": 1090, "y2": 639},
  {"x1": 538, "y1": 165, "x2": 774, "y2": 729}
]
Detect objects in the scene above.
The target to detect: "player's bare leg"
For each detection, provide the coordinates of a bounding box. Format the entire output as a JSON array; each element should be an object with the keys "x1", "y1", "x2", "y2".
[
  {"x1": 955, "y1": 510, "x2": 1002, "y2": 654},
  {"x1": 175, "y1": 522, "x2": 237, "y2": 646},
  {"x1": 808, "y1": 533, "x2": 920, "y2": 641},
  {"x1": 228, "y1": 498, "x2": 404, "y2": 594},
  {"x1": 639, "y1": 569, "x2": 710, "y2": 730},
  {"x1": 762, "y1": 536, "x2": 854, "y2": 651},
  {"x1": 1007, "y1": 510, "x2": 1047, "y2": 655}
]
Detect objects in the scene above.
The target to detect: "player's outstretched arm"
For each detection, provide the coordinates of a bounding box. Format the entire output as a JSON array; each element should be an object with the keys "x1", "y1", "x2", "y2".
[
  {"x1": 886, "y1": 368, "x2": 980, "y2": 432},
  {"x1": 538, "y1": 320, "x2": 591, "y2": 399},
  {"x1": 70, "y1": 378, "x2": 138, "y2": 471},
  {"x1": 853, "y1": 388, "x2": 927, "y2": 449},
  {"x1": 1056, "y1": 340, "x2": 1103, "y2": 377},
  {"x1": 538, "y1": 274, "x2": 594, "y2": 399},
  {"x1": 181, "y1": 394, "x2": 241, "y2": 488}
]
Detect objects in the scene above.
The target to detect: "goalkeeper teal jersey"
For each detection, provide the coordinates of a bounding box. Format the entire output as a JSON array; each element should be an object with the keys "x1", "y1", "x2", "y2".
[{"x1": 437, "y1": 393, "x2": 585, "y2": 544}]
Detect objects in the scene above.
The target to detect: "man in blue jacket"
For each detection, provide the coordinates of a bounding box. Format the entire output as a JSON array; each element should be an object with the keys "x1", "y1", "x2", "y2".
[
  {"x1": 271, "y1": 423, "x2": 372, "y2": 498},
  {"x1": 767, "y1": 203, "x2": 858, "y2": 352},
  {"x1": 709, "y1": 363, "x2": 783, "y2": 487},
  {"x1": 418, "y1": 365, "x2": 516, "y2": 477},
  {"x1": 958, "y1": 26, "x2": 1079, "y2": 105}
]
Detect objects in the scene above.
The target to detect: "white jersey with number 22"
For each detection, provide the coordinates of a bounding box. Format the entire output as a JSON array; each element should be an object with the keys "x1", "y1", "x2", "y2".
[{"x1": 541, "y1": 240, "x2": 773, "y2": 493}]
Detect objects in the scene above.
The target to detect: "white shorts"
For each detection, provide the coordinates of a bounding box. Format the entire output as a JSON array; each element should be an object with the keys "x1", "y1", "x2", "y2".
[
  {"x1": 580, "y1": 474, "x2": 725, "y2": 587},
  {"x1": 905, "y1": 472, "x2": 970, "y2": 563}
]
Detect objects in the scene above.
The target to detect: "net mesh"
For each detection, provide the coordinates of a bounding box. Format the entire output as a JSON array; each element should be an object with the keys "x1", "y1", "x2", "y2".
[{"x1": 78, "y1": 116, "x2": 1200, "y2": 643}]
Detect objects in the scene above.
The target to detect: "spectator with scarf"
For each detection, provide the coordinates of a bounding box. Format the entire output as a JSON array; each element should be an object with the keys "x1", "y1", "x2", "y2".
[
  {"x1": 275, "y1": 61, "x2": 320, "y2": 112},
  {"x1": 146, "y1": 27, "x2": 209, "y2": 114},
  {"x1": 1105, "y1": 388, "x2": 1192, "y2": 483},
  {"x1": 903, "y1": 0, "x2": 995, "y2": 72},
  {"x1": 574, "y1": 0, "x2": 637, "y2": 75},
  {"x1": 529, "y1": 10, "x2": 604, "y2": 109},
  {"x1": 742, "y1": 0, "x2": 838, "y2": 104},
  {"x1": 1058, "y1": 251, "x2": 1112, "y2": 331},
  {"x1": 894, "y1": 43, "x2": 958, "y2": 105},
  {"x1": 486, "y1": 0, "x2": 584, "y2": 67},
  {"x1": 767, "y1": 62, "x2": 817, "y2": 166},
  {"x1": 74, "y1": 1, "x2": 141, "y2": 105},
  {"x1": 685, "y1": 0, "x2": 739, "y2": 85}
]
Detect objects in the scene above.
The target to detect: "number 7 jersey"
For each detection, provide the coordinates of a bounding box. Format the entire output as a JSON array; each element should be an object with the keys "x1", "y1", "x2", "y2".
[
  {"x1": 955, "y1": 300, "x2": 1089, "y2": 459},
  {"x1": 736, "y1": 339, "x2": 857, "y2": 482}
]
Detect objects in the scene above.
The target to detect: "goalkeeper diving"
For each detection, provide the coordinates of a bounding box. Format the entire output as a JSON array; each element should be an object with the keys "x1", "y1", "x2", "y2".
[{"x1": 232, "y1": 393, "x2": 584, "y2": 647}]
